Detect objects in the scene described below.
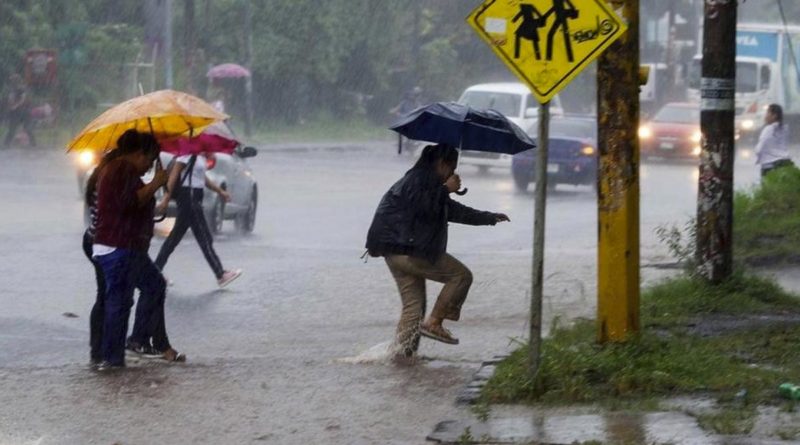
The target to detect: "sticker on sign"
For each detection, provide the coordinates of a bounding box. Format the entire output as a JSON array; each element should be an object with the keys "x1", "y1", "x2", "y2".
[{"x1": 485, "y1": 18, "x2": 507, "y2": 33}]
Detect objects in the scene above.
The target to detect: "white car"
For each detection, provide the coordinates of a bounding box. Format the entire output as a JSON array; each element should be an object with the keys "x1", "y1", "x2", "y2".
[{"x1": 456, "y1": 82, "x2": 564, "y2": 172}]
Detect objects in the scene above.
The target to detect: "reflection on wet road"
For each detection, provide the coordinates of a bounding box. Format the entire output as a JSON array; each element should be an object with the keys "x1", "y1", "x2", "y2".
[{"x1": 0, "y1": 143, "x2": 776, "y2": 443}]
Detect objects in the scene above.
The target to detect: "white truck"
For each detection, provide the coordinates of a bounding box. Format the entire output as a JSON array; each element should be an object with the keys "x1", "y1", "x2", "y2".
[{"x1": 687, "y1": 23, "x2": 800, "y2": 142}]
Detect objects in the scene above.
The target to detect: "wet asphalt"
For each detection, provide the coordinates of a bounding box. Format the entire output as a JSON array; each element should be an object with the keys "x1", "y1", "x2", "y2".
[{"x1": 0, "y1": 142, "x2": 772, "y2": 444}]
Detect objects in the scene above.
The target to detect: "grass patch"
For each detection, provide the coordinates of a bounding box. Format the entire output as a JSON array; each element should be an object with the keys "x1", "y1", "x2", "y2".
[
  {"x1": 482, "y1": 273, "x2": 800, "y2": 407},
  {"x1": 734, "y1": 165, "x2": 800, "y2": 264},
  {"x1": 247, "y1": 115, "x2": 389, "y2": 144},
  {"x1": 644, "y1": 270, "x2": 800, "y2": 324}
]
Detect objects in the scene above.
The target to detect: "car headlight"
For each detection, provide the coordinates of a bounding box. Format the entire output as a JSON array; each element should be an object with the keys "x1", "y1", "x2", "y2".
[
  {"x1": 580, "y1": 146, "x2": 595, "y2": 156},
  {"x1": 740, "y1": 119, "x2": 755, "y2": 130},
  {"x1": 638, "y1": 126, "x2": 652, "y2": 139},
  {"x1": 690, "y1": 130, "x2": 702, "y2": 143},
  {"x1": 78, "y1": 151, "x2": 96, "y2": 168}
]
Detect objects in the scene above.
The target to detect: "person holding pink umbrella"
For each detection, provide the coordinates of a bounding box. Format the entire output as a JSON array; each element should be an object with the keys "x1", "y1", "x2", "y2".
[{"x1": 155, "y1": 132, "x2": 242, "y2": 288}]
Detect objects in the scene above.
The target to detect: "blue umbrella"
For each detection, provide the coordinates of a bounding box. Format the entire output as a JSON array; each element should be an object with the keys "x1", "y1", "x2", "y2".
[{"x1": 389, "y1": 101, "x2": 536, "y2": 155}]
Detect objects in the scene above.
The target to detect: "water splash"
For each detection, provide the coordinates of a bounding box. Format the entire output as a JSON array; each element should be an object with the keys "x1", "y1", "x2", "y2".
[
  {"x1": 337, "y1": 321, "x2": 425, "y2": 365},
  {"x1": 336, "y1": 341, "x2": 399, "y2": 364}
]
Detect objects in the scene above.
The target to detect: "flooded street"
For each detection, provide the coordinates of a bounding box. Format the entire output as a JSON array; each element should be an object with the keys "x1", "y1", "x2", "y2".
[{"x1": 0, "y1": 143, "x2": 771, "y2": 444}]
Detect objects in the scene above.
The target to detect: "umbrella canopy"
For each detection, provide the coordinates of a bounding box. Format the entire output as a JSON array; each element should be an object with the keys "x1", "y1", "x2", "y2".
[
  {"x1": 389, "y1": 101, "x2": 535, "y2": 155},
  {"x1": 67, "y1": 90, "x2": 228, "y2": 152},
  {"x1": 160, "y1": 123, "x2": 239, "y2": 156},
  {"x1": 207, "y1": 63, "x2": 251, "y2": 79}
]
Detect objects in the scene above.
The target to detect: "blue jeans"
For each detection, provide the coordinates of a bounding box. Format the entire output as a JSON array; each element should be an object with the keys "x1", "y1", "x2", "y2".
[{"x1": 95, "y1": 249, "x2": 168, "y2": 365}]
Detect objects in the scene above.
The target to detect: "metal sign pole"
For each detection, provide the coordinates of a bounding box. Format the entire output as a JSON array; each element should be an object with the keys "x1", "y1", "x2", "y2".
[{"x1": 529, "y1": 101, "x2": 549, "y2": 377}]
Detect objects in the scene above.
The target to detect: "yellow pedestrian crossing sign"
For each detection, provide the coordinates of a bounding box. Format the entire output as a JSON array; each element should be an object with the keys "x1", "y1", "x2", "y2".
[{"x1": 467, "y1": 0, "x2": 627, "y2": 104}]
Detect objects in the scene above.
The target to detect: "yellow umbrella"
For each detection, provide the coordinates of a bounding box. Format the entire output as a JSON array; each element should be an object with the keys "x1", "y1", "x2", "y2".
[{"x1": 67, "y1": 89, "x2": 228, "y2": 152}]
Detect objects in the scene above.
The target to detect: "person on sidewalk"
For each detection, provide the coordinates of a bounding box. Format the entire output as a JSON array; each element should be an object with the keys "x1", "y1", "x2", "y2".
[
  {"x1": 3, "y1": 74, "x2": 36, "y2": 147},
  {"x1": 92, "y1": 130, "x2": 174, "y2": 370},
  {"x1": 365, "y1": 144, "x2": 510, "y2": 359},
  {"x1": 389, "y1": 86, "x2": 423, "y2": 155},
  {"x1": 755, "y1": 103, "x2": 793, "y2": 179},
  {"x1": 154, "y1": 149, "x2": 242, "y2": 287}
]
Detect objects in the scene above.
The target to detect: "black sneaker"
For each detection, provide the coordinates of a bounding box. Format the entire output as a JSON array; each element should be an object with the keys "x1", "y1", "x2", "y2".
[{"x1": 95, "y1": 361, "x2": 124, "y2": 372}]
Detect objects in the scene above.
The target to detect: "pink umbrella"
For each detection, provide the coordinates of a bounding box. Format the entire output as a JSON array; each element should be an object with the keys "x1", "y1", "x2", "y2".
[
  {"x1": 207, "y1": 63, "x2": 251, "y2": 79},
  {"x1": 161, "y1": 123, "x2": 238, "y2": 156}
]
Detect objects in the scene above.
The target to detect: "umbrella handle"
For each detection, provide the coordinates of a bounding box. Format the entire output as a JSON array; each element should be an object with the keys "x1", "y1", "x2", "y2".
[{"x1": 455, "y1": 188, "x2": 468, "y2": 196}]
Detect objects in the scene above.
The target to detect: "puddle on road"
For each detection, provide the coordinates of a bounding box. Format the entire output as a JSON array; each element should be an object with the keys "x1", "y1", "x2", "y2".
[
  {"x1": 429, "y1": 407, "x2": 717, "y2": 444},
  {"x1": 760, "y1": 266, "x2": 800, "y2": 293}
]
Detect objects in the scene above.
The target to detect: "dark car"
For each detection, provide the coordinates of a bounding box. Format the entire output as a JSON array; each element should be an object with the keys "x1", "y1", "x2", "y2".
[
  {"x1": 511, "y1": 116, "x2": 597, "y2": 192},
  {"x1": 639, "y1": 102, "x2": 702, "y2": 161}
]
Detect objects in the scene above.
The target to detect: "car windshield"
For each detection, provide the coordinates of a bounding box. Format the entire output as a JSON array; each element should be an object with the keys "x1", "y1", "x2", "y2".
[
  {"x1": 549, "y1": 120, "x2": 596, "y2": 139},
  {"x1": 526, "y1": 119, "x2": 596, "y2": 139},
  {"x1": 737, "y1": 61, "x2": 758, "y2": 92},
  {"x1": 459, "y1": 91, "x2": 521, "y2": 117},
  {"x1": 654, "y1": 105, "x2": 700, "y2": 124}
]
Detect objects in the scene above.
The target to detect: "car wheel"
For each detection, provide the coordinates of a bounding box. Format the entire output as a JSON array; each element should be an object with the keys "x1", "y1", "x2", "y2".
[
  {"x1": 235, "y1": 186, "x2": 257, "y2": 234},
  {"x1": 207, "y1": 195, "x2": 225, "y2": 235},
  {"x1": 512, "y1": 172, "x2": 530, "y2": 192}
]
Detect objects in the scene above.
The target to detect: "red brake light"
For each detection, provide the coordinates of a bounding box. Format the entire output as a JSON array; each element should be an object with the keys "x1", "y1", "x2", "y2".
[{"x1": 205, "y1": 157, "x2": 216, "y2": 170}]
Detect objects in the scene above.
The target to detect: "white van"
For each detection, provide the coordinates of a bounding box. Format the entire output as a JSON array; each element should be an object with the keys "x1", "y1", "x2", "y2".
[{"x1": 457, "y1": 82, "x2": 564, "y2": 172}]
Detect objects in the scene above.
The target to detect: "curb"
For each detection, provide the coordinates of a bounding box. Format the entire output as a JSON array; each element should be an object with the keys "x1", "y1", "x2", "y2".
[{"x1": 455, "y1": 355, "x2": 507, "y2": 405}]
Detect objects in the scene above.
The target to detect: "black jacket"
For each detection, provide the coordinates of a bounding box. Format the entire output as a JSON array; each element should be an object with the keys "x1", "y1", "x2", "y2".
[{"x1": 365, "y1": 167, "x2": 498, "y2": 263}]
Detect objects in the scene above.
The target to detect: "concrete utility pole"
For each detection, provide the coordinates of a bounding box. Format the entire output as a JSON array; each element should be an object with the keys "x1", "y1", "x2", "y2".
[
  {"x1": 164, "y1": 0, "x2": 174, "y2": 89},
  {"x1": 597, "y1": 0, "x2": 640, "y2": 343},
  {"x1": 243, "y1": 0, "x2": 254, "y2": 136},
  {"x1": 696, "y1": 0, "x2": 736, "y2": 284},
  {"x1": 184, "y1": 0, "x2": 196, "y2": 91}
]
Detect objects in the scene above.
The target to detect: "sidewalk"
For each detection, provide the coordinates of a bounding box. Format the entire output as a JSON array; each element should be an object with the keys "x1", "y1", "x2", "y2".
[{"x1": 249, "y1": 139, "x2": 396, "y2": 153}]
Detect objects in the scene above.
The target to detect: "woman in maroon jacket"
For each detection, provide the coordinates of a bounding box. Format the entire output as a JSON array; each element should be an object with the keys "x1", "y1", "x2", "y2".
[{"x1": 92, "y1": 130, "x2": 170, "y2": 370}]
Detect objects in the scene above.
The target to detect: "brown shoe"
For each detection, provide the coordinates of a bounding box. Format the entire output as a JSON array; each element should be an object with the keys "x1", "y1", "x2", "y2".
[
  {"x1": 161, "y1": 348, "x2": 187, "y2": 362},
  {"x1": 419, "y1": 324, "x2": 459, "y2": 345}
]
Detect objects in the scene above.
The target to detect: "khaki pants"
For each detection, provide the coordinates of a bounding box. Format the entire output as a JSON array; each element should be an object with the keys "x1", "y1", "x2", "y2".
[{"x1": 384, "y1": 253, "x2": 473, "y2": 356}]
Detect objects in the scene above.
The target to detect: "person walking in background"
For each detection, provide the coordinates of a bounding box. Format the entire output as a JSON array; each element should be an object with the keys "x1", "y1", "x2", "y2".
[
  {"x1": 755, "y1": 104, "x2": 793, "y2": 178},
  {"x1": 365, "y1": 144, "x2": 509, "y2": 361},
  {"x1": 92, "y1": 130, "x2": 174, "y2": 370},
  {"x1": 154, "y1": 148, "x2": 242, "y2": 288},
  {"x1": 3, "y1": 74, "x2": 36, "y2": 147},
  {"x1": 389, "y1": 86, "x2": 423, "y2": 154}
]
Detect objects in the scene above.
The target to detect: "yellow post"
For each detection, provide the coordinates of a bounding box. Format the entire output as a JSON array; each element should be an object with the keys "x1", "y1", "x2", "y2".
[{"x1": 597, "y1": 0, "x2": 640, "y2": 343}]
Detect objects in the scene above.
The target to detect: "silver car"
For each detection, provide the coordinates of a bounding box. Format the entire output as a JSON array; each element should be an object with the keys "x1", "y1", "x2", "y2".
[{"x1": 157, "y1": 145, "x2": 259, "y2": 234}]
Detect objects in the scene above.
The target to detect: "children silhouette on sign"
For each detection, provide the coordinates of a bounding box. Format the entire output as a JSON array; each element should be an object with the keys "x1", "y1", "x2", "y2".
[
  {"x1": 512, "y1": 1, "x2": 579, "y2": 63},
  {"x1": 546, "y1": 0, "x2": 579, "y2": 62},
  {"x1": 512, "y1": 4, "x2": 548, "y2": 60}
]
